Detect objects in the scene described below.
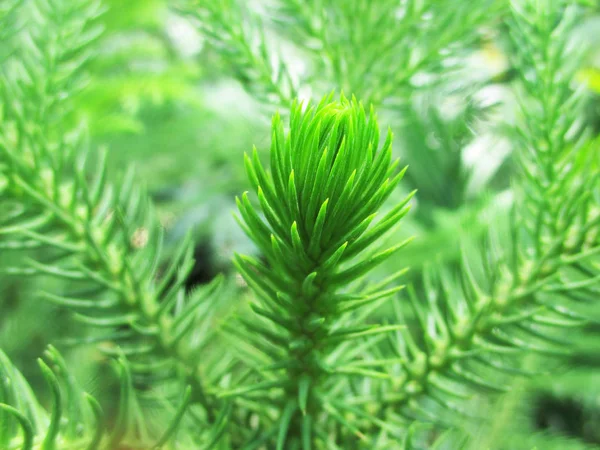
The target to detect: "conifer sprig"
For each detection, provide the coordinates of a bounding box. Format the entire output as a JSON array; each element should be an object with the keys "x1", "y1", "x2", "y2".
[
  {"x1": 177, "y1": 0, "x2": 297, "y2": 108},
  {"x1": 0, "y1": 0, "x2": 227, "y2": 425},
  {"x1": 274, "y1": 0, "x2": 500, "y2": 105},
  {"x1": 346, "y1": 0, "x2": 600, "y2": 425},
  {"x1": 233, "y1": 94, "x2": 414, "y2": 447}
]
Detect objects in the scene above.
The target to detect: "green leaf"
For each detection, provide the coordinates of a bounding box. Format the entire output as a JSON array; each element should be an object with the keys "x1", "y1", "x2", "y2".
[
  {"x1": 298, "y1": 375, "x2": 311, "y2": 415},
  {"x1": 276, "y1": 401, "x2": 297, "y2": 450}
]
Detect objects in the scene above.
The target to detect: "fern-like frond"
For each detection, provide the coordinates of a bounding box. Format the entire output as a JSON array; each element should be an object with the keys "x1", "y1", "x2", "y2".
[
  {"x1": 0, "y1": 137, "x2": 228, "y2": 414},
  {"x1": 0, "y1": 0, "x2": 231, "y2": 424},
  {"x1": 345, "y1": 0, "x2": 600, "y2": 428}
]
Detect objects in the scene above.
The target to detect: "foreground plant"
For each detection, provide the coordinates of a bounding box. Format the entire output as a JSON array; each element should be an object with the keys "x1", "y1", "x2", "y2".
[{"x1": 232, "y1": 95, "x2": 413, "y2": 446}]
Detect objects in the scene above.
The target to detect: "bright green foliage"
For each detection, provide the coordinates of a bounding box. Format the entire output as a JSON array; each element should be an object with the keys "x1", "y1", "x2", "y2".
[
  {"x1": 1, "y1": 346, "x2": 101, "y2": 450},
  {"x1": 272, "y1": 0, "x2": 500, "y2": 106},
  {"x1": 177, "y1": 0, "x2": 297, "y2": 108},
  {"x1": 78, "y1": 0, "x2": 204, "y2": 136},
  {"x1": 1, "y1": 0, "x2": 600, "y2": 449},
  {"x1": 0, "y1": 0, "x2": 104, "y2": 141},
  {"x1": 233, "y1": 95, "x2": 413, "y2": 446},
  {"x1": 0, "y1": 105, "x2": 230, "y2": 437},
  {"x1": 355, "y1": 0, "x2": 600, "y2": 425},
  {"x1": 0, "y1": 1, "x2": 22, "y2": 60},
  {"x1": 0, "y1": 346, "x2": 197, "y2": 449},
  {"x1": 0, "y1": 0, "x2": 229, "y2": 446},
  {"x1": 0, "y1": 0, "x2": 222, "y2": 392},
  {"x1": 181, "y1": 0, "x2": 502, "y2": 109}
]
